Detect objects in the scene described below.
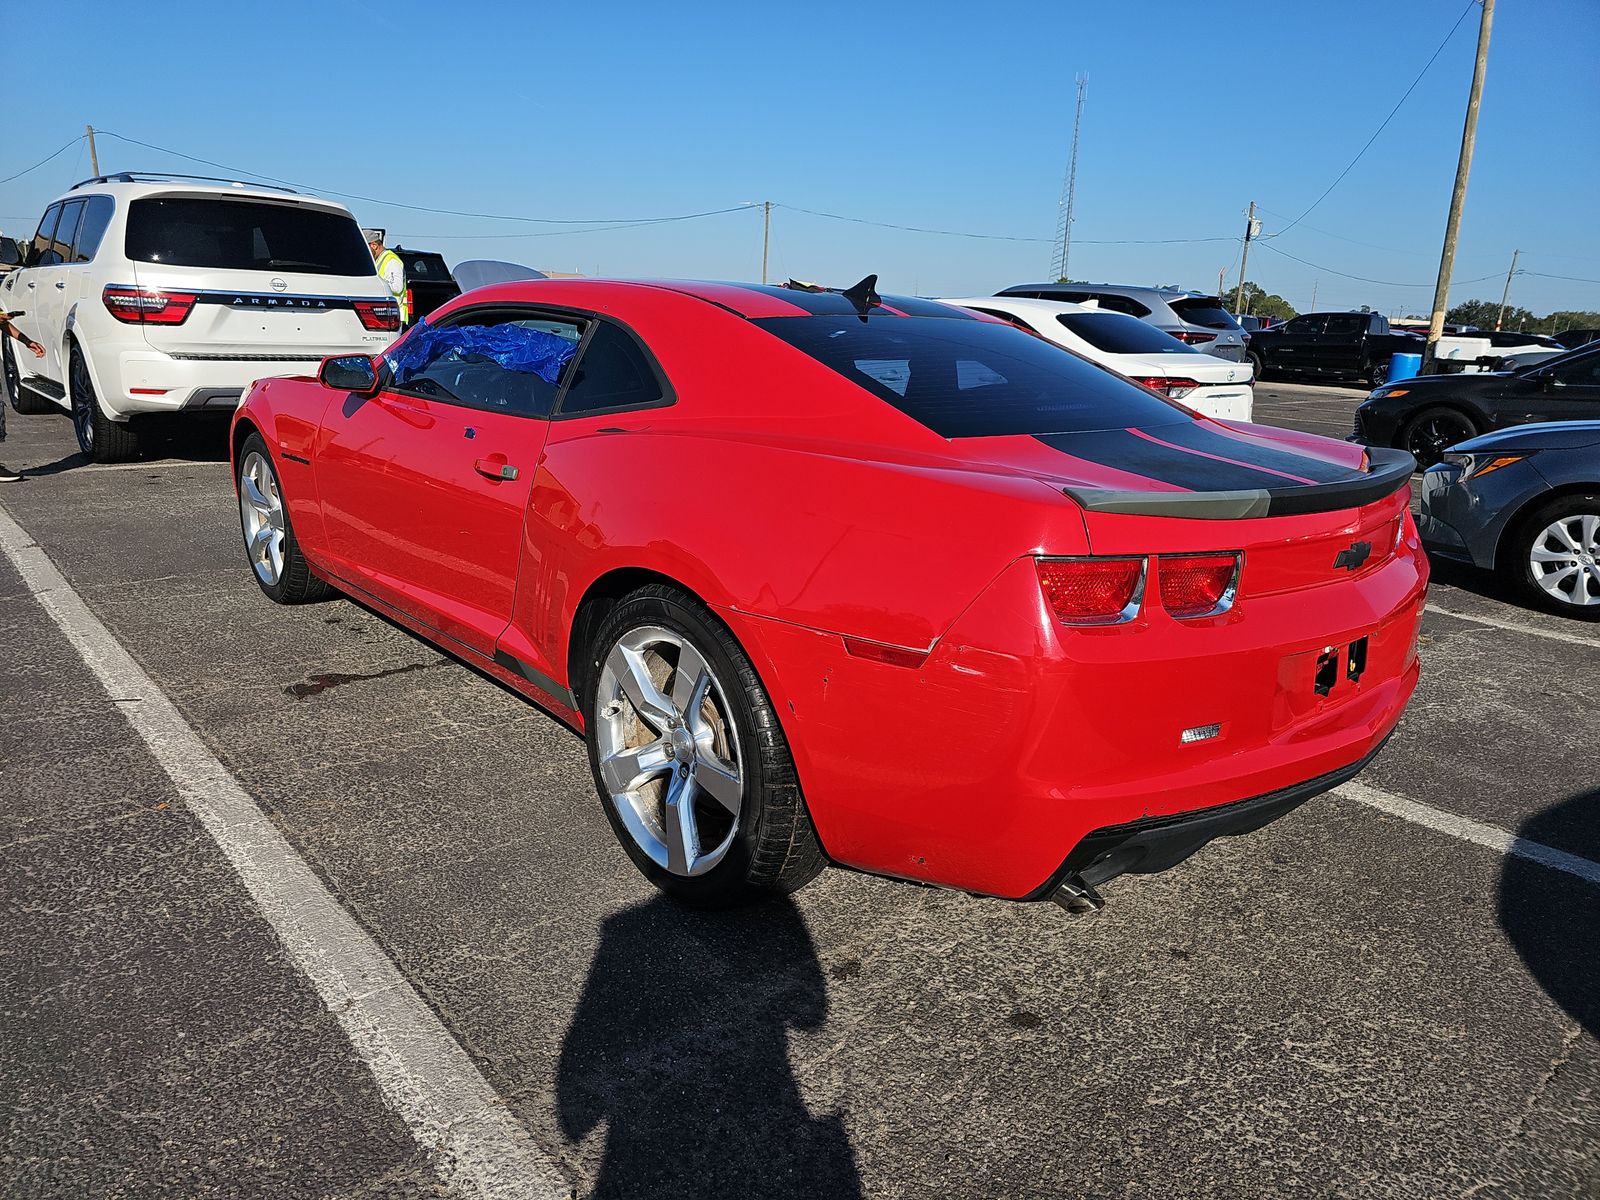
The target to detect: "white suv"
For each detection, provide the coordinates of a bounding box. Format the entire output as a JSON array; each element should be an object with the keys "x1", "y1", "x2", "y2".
[{"x1": 0, "y1": 174, "x2": 399, "y2": 462}]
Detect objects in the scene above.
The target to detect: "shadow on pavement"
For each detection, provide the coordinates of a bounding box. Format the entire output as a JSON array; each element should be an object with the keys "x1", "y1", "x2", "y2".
[
  {"x1": 1425, "y1": 553, "x2": 1535, "y2": 611},
  {"x1": 1498, "y1": 788, "x2": 1599, "y2": 1038},
  {"x1": 557, "y1": 894, "x2": 861, "y2": 1199}
]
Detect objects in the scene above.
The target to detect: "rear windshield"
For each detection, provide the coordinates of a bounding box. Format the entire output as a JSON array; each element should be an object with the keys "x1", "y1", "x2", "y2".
[
  {"x1": 754, "y1": 315, "x2": 1184, "y2": 438},
  {"x1": 125, "y1": 197, "x2": 374, "y2": 276},
  {"x1": 1169, "y1": 298, "x2": 1241, "y2": 330},
  {"x1": 400, "y1": 252, "x2": 453, "y2": 280},
  {"x1": 1057, "y1": 312, "x2": 1190, "y2": 355}
]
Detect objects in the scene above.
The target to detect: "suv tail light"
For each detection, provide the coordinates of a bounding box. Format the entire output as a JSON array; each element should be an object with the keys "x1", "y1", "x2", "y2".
[
  {"x1": 1036, "y1": 557, "x2": 1146, "y2": 626},
  {"x1": 1159, "y1": 553, "x2": 1241, "y2": 619},
  {"x1": 353, "y1": 299, "x2": 401, "y2": 332},
  {"x1": 102, "y1": 285, "x2": 198, "y2": 325},
  {"x1": 1170, "y1": 331, "x2": 1217, "y2": 345},
  {"x1": 1129, "y1": 376, "x2": 1201, "y2": 400}
]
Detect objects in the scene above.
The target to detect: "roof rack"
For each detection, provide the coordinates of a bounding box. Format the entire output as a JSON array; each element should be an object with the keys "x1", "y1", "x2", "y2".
[{"x1": 69, "y1": 172, "x2": 298, "y2": 195}]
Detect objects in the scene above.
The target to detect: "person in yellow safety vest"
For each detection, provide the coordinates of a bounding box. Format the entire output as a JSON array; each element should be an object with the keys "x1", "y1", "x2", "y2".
[{"x1": 363, "y1": 228, "x2": 409, "y2": 326}]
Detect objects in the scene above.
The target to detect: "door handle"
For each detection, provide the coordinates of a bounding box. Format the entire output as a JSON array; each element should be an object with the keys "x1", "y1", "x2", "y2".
[
  {"x1": 474, "y1": 457, "x2": 519, "y2": 482},
  {"x1": 25, "y1": 281, "x2": 34, "y2": 289},
  {"x1": 53, "y1": 280, "x2": 65, "y2": 289}
]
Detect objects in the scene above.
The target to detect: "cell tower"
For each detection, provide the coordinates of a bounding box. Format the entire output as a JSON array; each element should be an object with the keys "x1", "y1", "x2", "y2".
[{"x1": 1052, "y1": 74, "x2": 1088, "y2": 281}]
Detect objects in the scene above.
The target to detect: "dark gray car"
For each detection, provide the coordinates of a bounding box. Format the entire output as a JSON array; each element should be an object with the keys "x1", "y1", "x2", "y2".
[{"x1": 1419, "y1": 420, "x2": 1600, "y2": 619}]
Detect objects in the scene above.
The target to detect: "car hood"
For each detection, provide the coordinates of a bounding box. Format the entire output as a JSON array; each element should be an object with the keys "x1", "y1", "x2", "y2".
[
  {"x1": 1370, "y1": 371, "x2": 1515, "y2": 401},
  {"x1": 1451, "y1": 420, "x2": 1600, "y2": 453},
  {"x1": 954, "y1": 416, "x2": 1412, "y2": 519}
]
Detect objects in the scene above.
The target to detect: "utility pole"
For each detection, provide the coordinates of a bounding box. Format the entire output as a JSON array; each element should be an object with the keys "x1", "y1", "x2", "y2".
[
  {"x1": 1494, "y1": 248, "x2": 1520, "y2": 330},
  {"x1": 760, "y1": 201, "x2": 771, "y2": 285},
  {"x1": 86, "y1": 124, "x2": 100, "y2": 176},
  {"x1": 1231, "y1": 201, "x2": 1259, "y2": 315},
  {"x1": 1218, "y1": 267, "x2": 1226, "y2": 301},
  {"x1": 1426, "y1": 0, "x2": 1494, "y2": 361},
  {"x1": 1052, "y1": 74, "x2": 1088, "y2": 281},
  {"x1": 1310, "y1": 279, "x2": 1319, "y2": 311}
]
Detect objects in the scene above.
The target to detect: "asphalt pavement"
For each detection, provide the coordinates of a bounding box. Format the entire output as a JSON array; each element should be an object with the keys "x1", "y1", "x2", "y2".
[{"x1": 1, "y1": 380, "x2": 1596, "y2": 1199}]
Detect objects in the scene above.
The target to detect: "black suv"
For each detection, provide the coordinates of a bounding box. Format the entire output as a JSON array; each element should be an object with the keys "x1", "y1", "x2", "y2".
[{"x1": 394, "y1": 247, "x2": 461, "y2": 326}]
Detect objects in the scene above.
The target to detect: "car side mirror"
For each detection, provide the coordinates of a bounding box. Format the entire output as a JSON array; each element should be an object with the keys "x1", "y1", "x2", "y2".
[
  {"x1": 318, "y1": 354, "x2": 380, "y2": 395},
  {"x1": 0, "y1": 238, "x2": 20, "y2": 267}
]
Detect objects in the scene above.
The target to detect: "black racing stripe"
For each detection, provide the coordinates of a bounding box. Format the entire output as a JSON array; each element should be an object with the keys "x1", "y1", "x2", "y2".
[
  {"x1": 1149, "y1": 421, "x2": 1355, "y2": 484},
  {"x1": 1036, "y1": 430, "x2": 1321, "y2": 492}
]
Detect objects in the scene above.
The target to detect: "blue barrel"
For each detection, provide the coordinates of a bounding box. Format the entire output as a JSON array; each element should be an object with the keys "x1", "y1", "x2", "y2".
[{"x1": 1387, "y1": 352, "x2": 1422, "y2": 383}]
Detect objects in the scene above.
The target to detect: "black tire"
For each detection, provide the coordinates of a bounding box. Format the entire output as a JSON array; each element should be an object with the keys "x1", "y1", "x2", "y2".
[
  {"x1": 1367, "y1": 358, "x2": 1390, "y2": 388},
  {"x1": 4, "y1": 337, "x2": 51, "y2": 414},
  {"x1": 1498, "y1": 493, "x2": 1600, "y2": 621},
  {"x1": 69, "y1": 342, "x2": 141, "y2": 462},
  {"x1": 1400, "y1": 405, "x2": 1477, "y2": 470},
  {"x1": 1247, "y1": 351, "x2": 1265, "y2": 380},
  {"x1": 235, "y1": 432, "x2": 331, "y2": 604},
  {"x1": 580, "y1": 583, "x2": 825, "y2": 906}
]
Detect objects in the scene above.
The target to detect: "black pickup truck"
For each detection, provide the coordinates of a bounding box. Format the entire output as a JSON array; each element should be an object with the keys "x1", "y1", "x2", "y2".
[
  {"x1": 1248, "y1": 311, "x2": 1424, "y2": 387},
  {"x1": 393, "y1": 246, "x2": 461, "y2": 326}
]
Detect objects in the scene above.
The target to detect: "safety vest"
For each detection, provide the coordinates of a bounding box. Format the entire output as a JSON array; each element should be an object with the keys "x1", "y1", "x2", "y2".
[{"x1": 375, "y1": 248, "x2": 408, "y2": 325}]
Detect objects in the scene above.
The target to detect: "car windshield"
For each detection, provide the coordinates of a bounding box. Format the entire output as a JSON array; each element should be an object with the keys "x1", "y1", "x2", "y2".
[
  {"x1": 1057, "y1": 312, "x2": 1191, "y2": 355},
  {"x1": 754, "y1": 314, "x2": 1185, "y2": 437},
  {"x1": 1515, "y1": 342, "x2": 1600, "y2": 378},
  {"x1": 125, "y1": 196, "x2": 374, "y2": 276}
]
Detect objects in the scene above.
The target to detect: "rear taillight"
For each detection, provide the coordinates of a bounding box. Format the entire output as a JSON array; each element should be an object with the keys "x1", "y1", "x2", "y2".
[
  {"x1": 1129, "y1": 376, "x2": 1201, "y2": 400},
  {"x1": 1170, "y1": 331, "x2": 1217, "y2": 345},
  {"x1": 102, "y1": 285, "x2": 198, "y2": 325},
  {"x1": 1036, "y1": 557, "x2": 1145, "y2": 626},
  {"x1": 353, "y1": 299, "x2": 401, "y2": 331},
  {"x1": 1159, "y1": 553, "x2": 1240, "y2": 619}
]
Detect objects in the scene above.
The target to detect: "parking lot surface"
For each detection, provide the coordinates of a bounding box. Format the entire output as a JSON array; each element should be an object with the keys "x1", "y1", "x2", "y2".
[{"x1": 2, "y1": 380, "x2": 1596, "y2": 1199}]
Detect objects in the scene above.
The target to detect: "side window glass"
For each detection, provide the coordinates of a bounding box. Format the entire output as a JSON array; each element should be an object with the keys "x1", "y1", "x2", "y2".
[
  {"x1": 73, "y1": 196, "x2": 115, "y2": 263},
  {"x1": 30, "y1": 204, "x2": 62, "y2": 267},
  {"x1": 1284, "y1": 316, "x2": 1324, "y2": 335},
  {"x1": 1324, "y1": 315, "x2": 1363, "y2": 335},
  {"x1": 558, "y1": 322, "x2": 669, "y2": 416},
  {"x1": 48, "y1": 201, "x2": 84, "y2": 267},
  {"x1": 1550, "y1": 356, "x2": 1600, "y2": 388},
  {"x1": 385, "y1": 314, "x2": 584, "y2": 418}
]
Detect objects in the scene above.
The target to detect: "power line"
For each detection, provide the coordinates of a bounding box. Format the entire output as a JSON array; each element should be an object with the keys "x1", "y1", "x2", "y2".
[
  {"x1": 1270, "y1": 0, "x2": 1476, "y2": 239},
  {"x1": 400, "y1": 209, "x2": 754, "y2": 240},
  {"x1": 1256, "y1": 240, "x2": 1502, "y2": 288},
  {"x1": 778, "y1": 204, "x2": 1234, "y2": 245},
  {"x1": 1520, "y1": 270, "x2": 1600, "y2": 286},
  {"x1": 95, "y1": 130, "x2": 756, "y2": 227},
  {"x1": 0, "y1": 133, "x2": 86, "y2": 186}
]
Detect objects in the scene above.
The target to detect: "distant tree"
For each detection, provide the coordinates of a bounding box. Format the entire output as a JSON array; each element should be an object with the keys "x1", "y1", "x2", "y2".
[
  {"x1": 1235, "y1": 281, "x2": 1296, "y2": 321},
  {"x1": 1447, "y1": 298, "x2": 1545, "y2": 331},
  {"x1": 1544, "y1": 309, "x2": 1600, "y2": 334}
]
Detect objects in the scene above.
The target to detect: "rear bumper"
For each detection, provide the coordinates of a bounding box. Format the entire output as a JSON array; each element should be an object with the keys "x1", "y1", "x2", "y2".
[
  {"x1": 95, "y1": 349, "x2": 341, "y2": 417},
  {"x1": 1023, "y1": 737, "x2": 1389, "y2": 900},
  {"x1": 733, "y1": 522, "x2": 1427, "y2": 900}
]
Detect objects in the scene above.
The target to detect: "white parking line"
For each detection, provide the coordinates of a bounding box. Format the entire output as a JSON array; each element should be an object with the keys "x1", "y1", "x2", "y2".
[
  {"x1": 1336, "y1": 780, "x2": 1600, "y2": 888},
  {"x1": 1427, "y1": 603, "x2": 1600, "y2": 650},
  {"x1": 0, "y1": 505, "x2": 568, "y2": 1200}
]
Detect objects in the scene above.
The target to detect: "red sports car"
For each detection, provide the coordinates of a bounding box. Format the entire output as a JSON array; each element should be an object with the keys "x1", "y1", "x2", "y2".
[{"x1": 230, "y1": 277, "x2": 1426, "y2": 909}]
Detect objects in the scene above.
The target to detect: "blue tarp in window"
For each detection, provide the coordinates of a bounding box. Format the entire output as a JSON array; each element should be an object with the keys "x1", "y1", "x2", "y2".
[{"x1": 386, "y1": 318, "x2": 577, "y2": 387}]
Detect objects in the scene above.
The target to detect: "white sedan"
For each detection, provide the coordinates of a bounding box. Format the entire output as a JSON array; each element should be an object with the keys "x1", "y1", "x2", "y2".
[{"x1": 943, "y1": 295, "x2": 1254, "y2": 421}]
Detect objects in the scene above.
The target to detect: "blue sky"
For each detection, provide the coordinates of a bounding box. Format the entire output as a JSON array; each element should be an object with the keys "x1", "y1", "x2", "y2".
[{"x1": 7, "y1": 0, "x2": 1597, "y2": 317}]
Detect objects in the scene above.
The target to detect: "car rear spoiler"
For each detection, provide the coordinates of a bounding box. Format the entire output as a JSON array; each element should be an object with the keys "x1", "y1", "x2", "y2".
[{"x1": 1061, "y1": 446, "x2": 1416, "y2": 519}]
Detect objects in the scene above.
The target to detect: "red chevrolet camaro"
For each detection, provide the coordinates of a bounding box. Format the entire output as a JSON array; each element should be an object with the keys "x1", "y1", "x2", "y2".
[{"x1": 230, "y1": 277, "x2": 1426, "y2": 909}]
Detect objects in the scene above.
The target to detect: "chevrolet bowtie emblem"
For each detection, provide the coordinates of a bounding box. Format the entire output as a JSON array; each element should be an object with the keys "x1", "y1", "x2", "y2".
[{"x1": 1333, "y1": 540, "x2": 1373, "y2": 571}]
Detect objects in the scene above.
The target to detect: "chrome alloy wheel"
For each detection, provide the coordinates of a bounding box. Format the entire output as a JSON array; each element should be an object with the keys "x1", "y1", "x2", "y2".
[
  {"x1": 1530, "y1": 512, "x2": 1600, "y2": 608},
  {"x1": 595, "y1": 625, "x2": 745, "y2": 876},
  {"x1": 239, "y1": 450, "x2": 287, "y2": 586}
]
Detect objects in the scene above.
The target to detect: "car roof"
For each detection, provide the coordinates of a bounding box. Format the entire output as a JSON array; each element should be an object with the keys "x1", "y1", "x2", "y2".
[
  {"x1": 55, "y1": 173, "x2": 355, "y2": 214},
  {"x1": 428, "y1": 278, "x2": 987, "y2": 324},
  {"x1": 1000, "y1": 282, "x2": 1203, "y2": 300},
  {"x1": 940, "y1": 296, "x2": 1097, "y2": 318}
]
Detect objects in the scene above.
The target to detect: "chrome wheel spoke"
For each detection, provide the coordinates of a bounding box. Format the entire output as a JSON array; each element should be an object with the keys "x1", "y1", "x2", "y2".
[
  {"x1": 694, "y1": 752, "x2": 743, "y2": 816},
  {"x1": 1581, "y1": 514, "x2": 1600, "y2": 552},
  {"x1": 1549, "y1": 521, "x2": 1581, "y2": 552},
  {"x1": 662, "y1": 772, "x2": 700, "y2": 875},
  {"x1": 672, "y1": 641, "x2": 712, "y2": 726},
  {"x1": 599, "y1": 739, "x2": 672, "y2": 793},
  {"x1": 1531, "y1": 547, "x2": 1576, "y2": 564},
  {"x1": 610, "y1": 644, "x2": 675, "y2": 734}
]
